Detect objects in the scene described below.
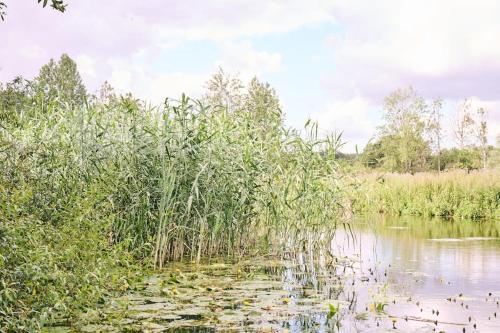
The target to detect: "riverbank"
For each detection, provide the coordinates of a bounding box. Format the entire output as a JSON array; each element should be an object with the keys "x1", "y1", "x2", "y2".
[
  {"x1": 350, "y1": 170, "x2": 500, "y2": 220},
  {"x1": 0, "y1": 96, "x2": 346, "y2": 330}
]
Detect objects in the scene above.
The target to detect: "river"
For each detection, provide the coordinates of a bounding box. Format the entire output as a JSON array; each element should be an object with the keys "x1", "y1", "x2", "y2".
[{"x1": 58, "y1": 215, "x2": 500, "y2": 332}]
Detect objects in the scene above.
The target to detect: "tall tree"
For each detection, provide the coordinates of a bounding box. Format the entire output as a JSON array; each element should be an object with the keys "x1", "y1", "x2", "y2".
[
  {"x1": 454, "y1": 100, "x2": 475, "y2": 148},
  {"x1": 0, "y1": 76, "x2": 33, "y2": 124},
  {"x1": 34, "y1": 54, "x2": 87, "y2": 108},
  {"x1": 453, "y1": 100, "x2": 481, "y2": 172},
  {"x1": 203, "y1": 67, "x2": 243, "y2": 113},
  {"x1": 427, "y1": 98, "x2": 444, "y2": 173},
  {"x1": 378, "y1": 87, "x2": 430, "y2": 173},
  {"x1": 243, "y1": 77, "x2": 282, "y2": 136},
  {"x1": 475, "y1": 107, "x2": 488, "y2": 169}
]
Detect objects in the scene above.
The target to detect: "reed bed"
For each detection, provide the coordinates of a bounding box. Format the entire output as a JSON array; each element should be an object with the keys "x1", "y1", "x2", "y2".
[
  {"x1": 0, "y1": 95, "x2": 346, "y2": 329},
  {"x1": 351, "y1": 170, "x2": 500, "y2": 219}
]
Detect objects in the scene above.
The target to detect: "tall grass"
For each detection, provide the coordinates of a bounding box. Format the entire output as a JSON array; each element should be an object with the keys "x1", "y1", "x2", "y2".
[
  {"x1": 0, "y1": 95, "x2": 347, "y2": 328},
  {"x1": 100, "y1": 96, "x2": 347, "y2": 264},
  {"x1": 351, "y1": 170, "x2": 500, "y2": 219}
]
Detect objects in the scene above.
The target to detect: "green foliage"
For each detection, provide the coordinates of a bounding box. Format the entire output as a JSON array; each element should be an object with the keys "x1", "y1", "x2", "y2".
[
  {"x1": 243, "y1": 77, "x2": 282, "y2": 136},
  {"x1": 378, "y1": 87, "x2": 431, "y2": 172},
  {"x1": 327, "y1": 303, "x2": 339, "y2": 320},
  {"x1": 373, "y1": 87, "x2": 434, "y2": 173},
  {"x1": 0, "y1": 62, "x2": 348, "y2": 329},
  {"x1": 0, "y1": 76, "x2": 34, "y2": 125},
  {"x1": 360, "y1": 140, "x2": 384, "y2": 169},
  {"x1": 0, "y1": 104, "x2": 140, "y2": 330},
  {"x1": 0, "y1": 0, "x2": 66, "y2": 21},
  {"x1": 360, "y1": 92, "x2": 492, "y2": 173},
  {"x1": 103, "y1": 94, "x2": 345, "y2": 264},
  {"x1": 34, "y1": 54, "x2": 87, "y2": 108},
  {"x1": 351, "y1": 171, "x2": 500, "y2": 220},
  {"x1": 438, "y1": 147, "x2": 481, "y2": 172},
  {"x1": 38, "y1": 0, "x2": 66, "y2": 12}
]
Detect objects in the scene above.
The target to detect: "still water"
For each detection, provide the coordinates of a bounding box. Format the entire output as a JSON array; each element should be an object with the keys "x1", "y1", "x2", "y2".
[
  {"x1": 337, "y1": 215, "x2": 500, "y2": 332},
  {"x1": 69, "y1": 216, "x2": 500, "y2": 333}
]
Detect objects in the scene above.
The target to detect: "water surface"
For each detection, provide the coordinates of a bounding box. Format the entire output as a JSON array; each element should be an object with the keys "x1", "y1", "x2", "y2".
[
  {"x1": 59, "y1": 216, "x2": 500, "y2": 332},
  {"x1": 336, "y1": 215, "x2": 500, "y2": 332}
]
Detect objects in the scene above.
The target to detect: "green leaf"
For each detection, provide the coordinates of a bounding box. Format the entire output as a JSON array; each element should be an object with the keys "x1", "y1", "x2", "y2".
[{"x1": 327, "y1": 303, "x2": 338, "y2": 320}]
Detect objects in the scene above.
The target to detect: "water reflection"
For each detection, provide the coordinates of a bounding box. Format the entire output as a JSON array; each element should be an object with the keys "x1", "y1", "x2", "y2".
[
  {"x1": 73, "y1": 216, "x2": 500, "y2": 333},
  {"x1": 332, "y1": 215, "x2": 500, "y2": 332}
]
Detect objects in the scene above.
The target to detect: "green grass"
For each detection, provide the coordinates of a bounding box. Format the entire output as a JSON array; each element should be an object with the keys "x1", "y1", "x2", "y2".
[
  {"x1": 0, "y1": 95, "x2": 346, "y2": 329},
  {"x1": 350, "y1": 171, "x2": 500, "y2": 220}
]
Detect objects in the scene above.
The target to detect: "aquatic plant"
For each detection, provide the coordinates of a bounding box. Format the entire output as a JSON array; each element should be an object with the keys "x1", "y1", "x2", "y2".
[{"x1": 0, "y1": 93, "x2": 347, "y2": 329}]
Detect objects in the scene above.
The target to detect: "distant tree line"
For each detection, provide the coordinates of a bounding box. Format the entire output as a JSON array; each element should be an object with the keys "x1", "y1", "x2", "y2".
[
  {"x1": 2, "y1": 55, "x2": 496, "y2": 175},
  {"x1": 0, "y1": 55, "x2": 283, "y2": 135},
  {"x1": 357, "y1": 87, "x2": 496, "y2": 173}
]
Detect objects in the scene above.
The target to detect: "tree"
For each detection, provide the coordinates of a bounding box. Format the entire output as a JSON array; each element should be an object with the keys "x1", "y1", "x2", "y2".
[
  {"x1": 439, "y1": 147, "x2": 480, "y2": 172},
  {"x1": 475, "y1": 107, "x2": 488, "y2": 169},
  {"x1": 0, "y1": 76, "x2": 34, "y2": 124},
  {"x1": 427, "y1": 98, "x2": 444, "y2": 172},
  {"x1": 361, "y1": 139, "x2": 385, "y2": 169},
  {"x1": 203, "y1": 67, "x2": 243, "y2": 113},
  {"x1": 34, "y1": 54, "x2": 87, "y2": 108},
  {"x1": 97, "y1": 81, "x2": 117, "y2": 105},
  {"x1": 454, "y1": 99, "x2": 475, "y2": 148},
  {"x1": 243, "y1": 77, "x2": 282, "y2": 136},
  {"x1": 377, "y1": 87, "x2": 431, "y2": 173},
  {"x1": 0, "y1": 0, "x2": 66, "y2": 21}
]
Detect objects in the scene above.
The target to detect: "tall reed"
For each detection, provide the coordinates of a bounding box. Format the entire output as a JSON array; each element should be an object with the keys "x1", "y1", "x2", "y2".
[
  {"x1": 1, "y1": 94, "x2": 347, "y2": 268},
  {"x1": 350, "y1": 170, "x2": 499, "y2": 219}
]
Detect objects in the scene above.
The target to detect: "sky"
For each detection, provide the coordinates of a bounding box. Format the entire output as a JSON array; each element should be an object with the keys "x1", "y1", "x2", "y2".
[{"x1": 1, "y1": 0, "x2": 499, "y2": 152}]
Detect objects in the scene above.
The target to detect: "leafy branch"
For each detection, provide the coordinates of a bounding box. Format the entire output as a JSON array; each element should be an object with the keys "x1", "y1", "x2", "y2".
[
  {"x1": 38, "y1": 0, "x2": 66, "y2": 12},
  {"x1": 0, "y1": 2, "x2": 6, "y2": 21},
  {"x1": 0, "y1": 0, "x2": 66, "y2": 21}
]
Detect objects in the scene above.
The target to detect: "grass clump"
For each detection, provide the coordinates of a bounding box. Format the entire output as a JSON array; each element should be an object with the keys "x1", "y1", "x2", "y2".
[{"x1": 351, "y1": 170, "x2": 500, "y2": 220}]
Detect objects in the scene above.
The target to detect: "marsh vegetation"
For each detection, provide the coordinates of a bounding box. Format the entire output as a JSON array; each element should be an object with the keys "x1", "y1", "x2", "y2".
[{"x1": 1, "y1": 55, "x2": 499, "y2": 332}]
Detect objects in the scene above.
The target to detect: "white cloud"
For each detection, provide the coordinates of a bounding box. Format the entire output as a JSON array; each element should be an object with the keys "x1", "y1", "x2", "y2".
[
  {"x1": 19, "y1": 45, "x2": 46, "y2": 59},
  {"x1": 318, "y1": 0, "x2": 500, "y2": 148},
  {"x1": 216, "y1": 41, "x2": 283, "y2": 80},
  {"x1": 311, "y1": 97, "x2": 378, "y2": 153},
  {"x1": 105, "y1": 56, "x2": 206, "y2": 102},
  {"x1": 147, "y1": 73, "x2": 207, "y2": 102},
  {"x1": 75, "y1": 54, "x2": 97, "y2": 79},
  {"x1": 325, "y1": 0, "x2": 500, "y2": 101},
  {"x1": 154, "y1": 0, "x2": 335, "y2": 41},
  {"x1": 86, "y1": 41, "x2": 283, "y2": 104}
]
